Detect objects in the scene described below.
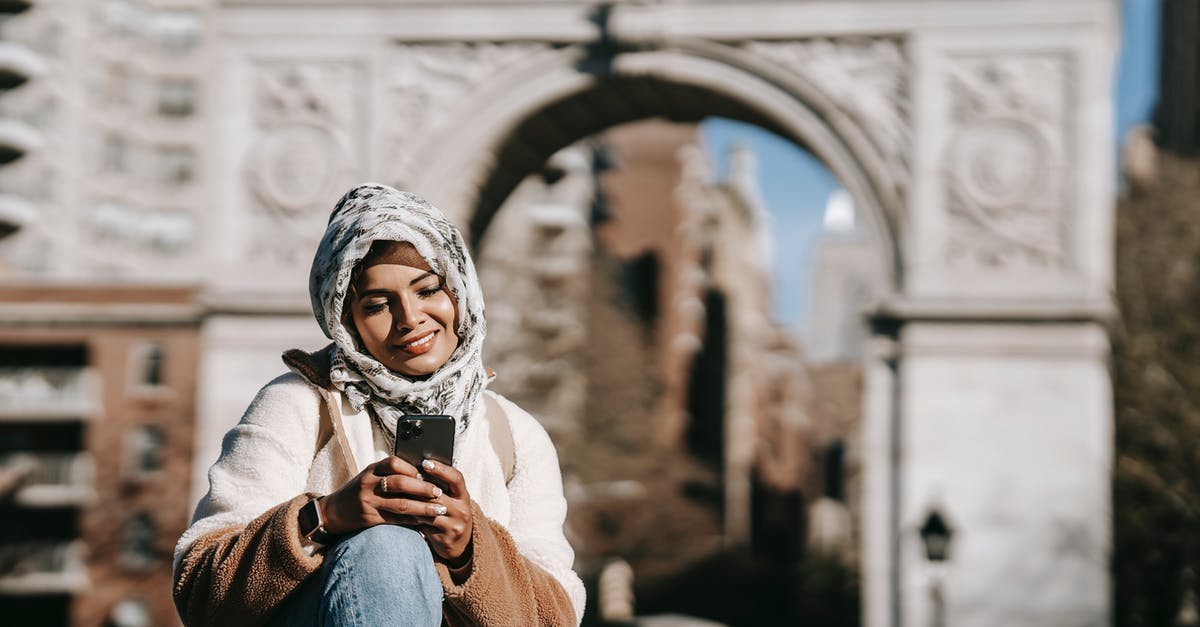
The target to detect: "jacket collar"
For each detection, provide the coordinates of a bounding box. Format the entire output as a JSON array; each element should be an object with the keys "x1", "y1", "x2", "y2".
[{"x1": 282, "y1": 343, "x2": 336, "y2": 390}]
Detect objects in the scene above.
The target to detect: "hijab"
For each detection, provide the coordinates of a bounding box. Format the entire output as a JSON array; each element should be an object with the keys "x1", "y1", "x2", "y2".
[{"x1": 309, "y1": 183, "x2": 487, "y2": 439}]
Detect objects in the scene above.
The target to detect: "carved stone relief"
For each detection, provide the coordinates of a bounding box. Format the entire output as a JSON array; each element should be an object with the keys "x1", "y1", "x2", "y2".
[
  {"x1": 943, "y1": 54, "x2": 1071, "y2": 270},
  {"x1": 382, "y1": 43, "x2": 549, "y2": 186},
  {"x1": 248, "y1": 61, "x2": 362, "y2": 264},
  {"x1": 744, "y1": 38, "x2": 910, "y2": 201}
]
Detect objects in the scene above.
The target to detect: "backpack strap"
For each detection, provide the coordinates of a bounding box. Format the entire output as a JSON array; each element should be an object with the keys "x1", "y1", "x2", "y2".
[
  {"x1": 282, "y1": 344, "x2": 358, "y2": 480},
  {"x1": 315, "y1": 386, "x2": 358, "y2": 482},
  {"x1": 484, "y1": 393, "x2": 516, "y2": 485}
]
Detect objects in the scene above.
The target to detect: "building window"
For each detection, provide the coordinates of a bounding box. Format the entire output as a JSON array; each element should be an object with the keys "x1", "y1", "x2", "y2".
[
  {"x1": 142, "y1": 343, "x2": 163, "y2": 387},
  {"x1": 127, "y1": 341, "x2": 168, "y2": 396},
  {"x1": 125, "y1": 425, "x2": 164, "y2": 477},
  {"x1": 157, "y1": 79, "x2": 195, "y2": 117},
  {"x1": 108, "y1": 598, "x2": 151, "y2": 627},
  {"x1": 103, "y1": 0, "x2": 141, "y2": 37},
  {"x1": 102, "y1": 133, "x2": 129, "y2": 174},
  {"x1": 119, "y1": 512, "x2": 157, "y2": 569},
  {"x1": 154, "y1": 11, "x2": 201, "y2": 53},
  {"x1": 157, "y1": 145, "x2": 194, "y2": 185}
]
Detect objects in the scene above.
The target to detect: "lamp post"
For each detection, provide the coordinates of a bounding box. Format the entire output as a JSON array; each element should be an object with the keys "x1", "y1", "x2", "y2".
[{"x1": 919, "y1": 509, "x2": 954, "y2": 627}]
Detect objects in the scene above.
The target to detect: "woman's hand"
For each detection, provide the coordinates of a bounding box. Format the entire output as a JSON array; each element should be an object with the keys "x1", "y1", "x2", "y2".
[
  {"x1": 318, "y1": 456, "x2": 445, "y2": 535},
  {"x1": 414, "y1": 459, "x2": 475, "y2": 565}
]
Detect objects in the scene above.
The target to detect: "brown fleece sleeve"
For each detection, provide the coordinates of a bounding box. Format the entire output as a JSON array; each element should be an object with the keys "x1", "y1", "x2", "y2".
[
  {"x1": 173, "y1": 494, "x2": 324, "y2": 626},
  {"x1": 436, "y1": 502, "x2": 576, "y2": 627}
]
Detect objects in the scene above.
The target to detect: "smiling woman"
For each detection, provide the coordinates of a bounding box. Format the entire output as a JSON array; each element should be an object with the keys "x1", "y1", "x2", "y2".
[{"x1": 172, "y1": 184, "x2": 584, "y2": 627}]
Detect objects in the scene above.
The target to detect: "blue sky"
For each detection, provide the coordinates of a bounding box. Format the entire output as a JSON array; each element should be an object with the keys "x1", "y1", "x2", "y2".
[{"x1": 701, "y1": 0, "x2": 1161, "y2": 336}]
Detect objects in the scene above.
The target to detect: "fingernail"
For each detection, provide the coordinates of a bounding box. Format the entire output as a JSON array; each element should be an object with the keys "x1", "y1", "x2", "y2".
[
  {"x1": 431, "y1": 486, "x2": 442, "y2": 497},
  {"x1": 433, "y1": 504, "x2": 448, "y2": 516},
  {"x1": 421, "y1": 459, "x2": 436, "y2": 470}
]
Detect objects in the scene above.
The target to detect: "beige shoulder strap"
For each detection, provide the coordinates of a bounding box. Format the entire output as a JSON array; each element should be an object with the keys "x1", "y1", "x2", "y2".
[
  {"x1": 315, "y1": 387, "x2": 358, "y2": 482},
  {"x1": 484, "y1": 393, "x2": 516, "y2": 485}
]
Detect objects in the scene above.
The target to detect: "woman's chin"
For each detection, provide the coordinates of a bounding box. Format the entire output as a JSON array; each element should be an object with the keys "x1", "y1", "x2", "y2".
[{"x1": 388, "y1": 354, "x2": 447, "y2": 378}]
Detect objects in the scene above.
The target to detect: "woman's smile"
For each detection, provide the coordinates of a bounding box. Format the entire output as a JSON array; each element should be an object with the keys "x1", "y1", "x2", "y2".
[{"x1": 396, "y1": 329, "x2": 438, "y2": 355}]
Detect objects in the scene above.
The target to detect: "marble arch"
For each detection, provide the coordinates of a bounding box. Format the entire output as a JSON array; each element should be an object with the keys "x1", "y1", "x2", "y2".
[{"x1": 196, "y1": 3, "x2": 1117, "y2": 626}]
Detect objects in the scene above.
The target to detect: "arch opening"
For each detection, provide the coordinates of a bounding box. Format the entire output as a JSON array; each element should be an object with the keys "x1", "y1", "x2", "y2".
[{"x1": 466, "y1": 74, "x2": 798, "y2": 248}]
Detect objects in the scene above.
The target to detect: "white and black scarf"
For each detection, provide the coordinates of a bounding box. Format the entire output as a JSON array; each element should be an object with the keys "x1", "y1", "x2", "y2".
[{"x1": 309, "y1": 183, "x2": 487, "y2": 439}]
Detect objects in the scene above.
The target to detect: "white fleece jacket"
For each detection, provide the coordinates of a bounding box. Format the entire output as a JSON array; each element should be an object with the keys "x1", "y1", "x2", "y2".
[{"x1": 175, "y1": 372, "x2": 585, "y2": 624}]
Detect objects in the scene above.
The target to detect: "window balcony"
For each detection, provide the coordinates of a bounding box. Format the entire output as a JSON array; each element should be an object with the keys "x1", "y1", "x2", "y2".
[
  {"x1": 0, "y1": 367, "x2": 99, "y2": 421},
  {"x1": 0, "y1": 453, "x2": 96, "y2": 507},
  {"x1": 0, "y1": 541, "x2": 88, "y2": 595}
]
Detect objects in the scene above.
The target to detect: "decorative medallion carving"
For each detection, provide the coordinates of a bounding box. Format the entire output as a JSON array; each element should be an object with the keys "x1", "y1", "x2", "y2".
[
  {"x1": 249, "y1": 122, "x2": 348, "y2": 214},
  {"x1": 943, "y1": 54, "x2": 1071, "y2": 270},
  {"x1": 382, "y1": 43, "x2": 549, "y2": 185},
  {"x1": 248, "y1": 61, "x2": 362, "y2": 264},
  {"x1": 744, "y1": 38, "x2": 910, "y2": 200}
]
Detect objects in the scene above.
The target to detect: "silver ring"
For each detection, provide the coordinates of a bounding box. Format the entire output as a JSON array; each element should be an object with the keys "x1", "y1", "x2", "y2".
[{"x1": 379, "y1": 476, "x2": 388, "y2": 494}]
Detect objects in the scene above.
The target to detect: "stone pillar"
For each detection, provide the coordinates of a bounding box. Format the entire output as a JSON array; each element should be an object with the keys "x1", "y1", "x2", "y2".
[
  {"x1": 897, "y1": 323, "x2": 1111, "y2": 627},
  {"x1": 890, "y1": 14, "x2": 1117, "y2": 626}
]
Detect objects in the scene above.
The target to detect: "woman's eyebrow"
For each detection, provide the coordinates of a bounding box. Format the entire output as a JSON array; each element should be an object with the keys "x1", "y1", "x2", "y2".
[{"x1": 409, "y1": 271, "x2": 437, "y2": 286}]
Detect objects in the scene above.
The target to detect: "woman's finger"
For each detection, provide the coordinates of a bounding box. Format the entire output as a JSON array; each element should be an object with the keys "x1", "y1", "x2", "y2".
[
  {"x1": 419, "y1": 459, "x2": 468, "y2": 498},
  {"x1": 376, "y1": 496, "x2": 449, "y2": 519},
  {"x1": 381, "y1": 514, "x2": 429, "y2": 528},
  {"x1": 373, "y1": 455, "x2": 420, "y2": 478},
  {"x1": 375, "y1": 473, "x2": 443, "y2": 499}
]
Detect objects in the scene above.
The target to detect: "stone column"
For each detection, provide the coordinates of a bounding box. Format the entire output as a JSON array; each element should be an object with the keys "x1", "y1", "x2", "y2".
[{"x1": 893, "y1": 17, "x2": 1116, "y2": 626}]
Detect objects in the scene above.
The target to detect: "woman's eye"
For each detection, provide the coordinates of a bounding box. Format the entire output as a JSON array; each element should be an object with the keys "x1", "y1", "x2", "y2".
[
  {"x1": 362, "y1": 300, "x2": 388, "y2": 314},
  {"x1": 417, "y1": 285, "x2": 442, "y2": 299}
]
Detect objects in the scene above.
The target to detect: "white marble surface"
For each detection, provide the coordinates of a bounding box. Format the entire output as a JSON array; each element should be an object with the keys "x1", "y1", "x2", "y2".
[{"x1": 898, "y1": 323, "x2": 1111, "y2": 627}]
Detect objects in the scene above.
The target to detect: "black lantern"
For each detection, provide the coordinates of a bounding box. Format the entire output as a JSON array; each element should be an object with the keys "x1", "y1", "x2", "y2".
[{"x1": 919, "y1": 509, "x2": 954, "y2": 563}]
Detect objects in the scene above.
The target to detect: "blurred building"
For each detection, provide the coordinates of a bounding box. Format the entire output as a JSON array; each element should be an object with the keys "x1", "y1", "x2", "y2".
[
  {"x1": 476, "y1": 144, "x2": 596, "y2": 450},
  {"x1": 1156, "y1": 0, "x2": 1200, "y2": 156},
  {"x1": 480, "y1": 120, "x2": 817, "y2": 576},
  {"x1": 0, "y1": 285, "x2": 199, "y2": 627},
  {"x1": 808, "y1": 190, "x2": 887, "y2": 365}
]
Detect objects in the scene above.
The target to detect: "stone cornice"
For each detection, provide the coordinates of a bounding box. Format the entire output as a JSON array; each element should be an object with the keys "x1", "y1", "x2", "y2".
[
  {"x1": 0, "y1": 303, "x2": 205, "y2": 326},
  {"x1": 868, "y1": 295, "x2": 1115, "y2": 326},
  {"x1": 218, "y1": 1, "x2": 1111, "y2": 43}
]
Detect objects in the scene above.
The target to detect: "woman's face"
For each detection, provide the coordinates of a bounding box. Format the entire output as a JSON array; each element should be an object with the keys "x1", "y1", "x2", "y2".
[{"x1": 349, "y1": 262, "x2": 459, "y2": 378}]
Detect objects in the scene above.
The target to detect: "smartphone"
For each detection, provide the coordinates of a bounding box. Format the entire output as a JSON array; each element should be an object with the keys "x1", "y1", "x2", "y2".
[{"x1": 393, "y1": 415, "x2": 456, "y2": 477}]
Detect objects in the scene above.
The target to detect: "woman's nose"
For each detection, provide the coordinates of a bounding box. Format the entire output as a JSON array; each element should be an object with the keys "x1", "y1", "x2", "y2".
[{"x1": 392, "y1": 294, "x2": 424, "y2": 330}]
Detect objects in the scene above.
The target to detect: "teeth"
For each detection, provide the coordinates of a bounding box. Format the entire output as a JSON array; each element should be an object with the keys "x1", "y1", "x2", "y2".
[{"x1": 402, "y1": 333, "x2": 434, "y2": 349}]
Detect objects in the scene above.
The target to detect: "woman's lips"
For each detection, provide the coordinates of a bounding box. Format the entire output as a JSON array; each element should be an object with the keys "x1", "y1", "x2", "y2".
[{"x1": 396, "y1": 330, "x2": 437, "y2": 356}]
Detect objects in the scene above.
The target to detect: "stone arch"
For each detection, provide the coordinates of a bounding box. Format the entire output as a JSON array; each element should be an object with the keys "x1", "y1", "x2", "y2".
[{"x1": 403, "y1": 40, "x2": 903, "y2": 291}]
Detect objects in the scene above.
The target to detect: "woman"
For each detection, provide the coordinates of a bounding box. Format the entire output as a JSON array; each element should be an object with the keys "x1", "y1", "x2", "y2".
[{"x1": 173, "y1": 184, "x2": 585, "y2": 626}]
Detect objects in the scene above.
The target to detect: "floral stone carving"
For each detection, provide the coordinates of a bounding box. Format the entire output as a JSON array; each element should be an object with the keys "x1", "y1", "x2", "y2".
[
  {"x1": 382, "y1": 42, "x2": 549, "y2": 186},
  {"x1": 943, "y1": 54, "x2": 1071, "y2": 270},
  {"x1": 247, "y1": 61, "x2": 361, "y2": 264}
]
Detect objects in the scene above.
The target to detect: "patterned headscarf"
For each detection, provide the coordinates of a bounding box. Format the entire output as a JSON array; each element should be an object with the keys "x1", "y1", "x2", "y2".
[{"x1": 310, "y1": 183, "x2": 487, "y2": 438}]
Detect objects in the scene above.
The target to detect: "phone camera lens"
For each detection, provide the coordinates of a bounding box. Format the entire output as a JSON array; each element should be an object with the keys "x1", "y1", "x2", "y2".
[
  {"x1": 413, "y1": 425, "x2": 424, "y2": 437},
  {"x1": 399, "y1": 431, "x2": 411, "y2": 441}
]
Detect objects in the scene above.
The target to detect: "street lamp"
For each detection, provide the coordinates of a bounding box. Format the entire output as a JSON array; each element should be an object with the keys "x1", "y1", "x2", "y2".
[
  {"x1": 919, "y1": 509, "x2": 954, "y2": 563},
  {"x1": 919, "y1": 509, "x2": 954, "y2": 627}
]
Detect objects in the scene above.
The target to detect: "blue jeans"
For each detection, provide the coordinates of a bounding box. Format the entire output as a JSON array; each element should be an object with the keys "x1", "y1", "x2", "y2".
[{"x1": 268, "y1": 525, "x2": 444, "y2": 627}]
